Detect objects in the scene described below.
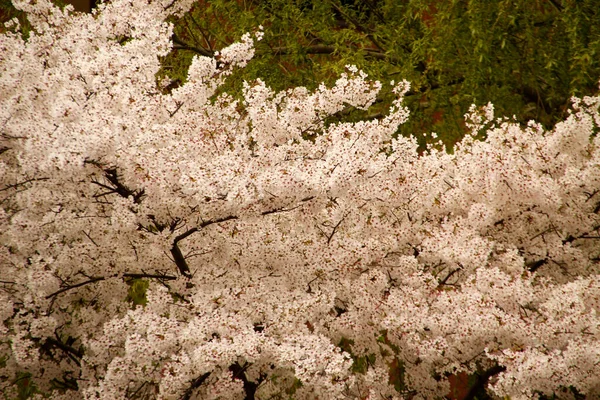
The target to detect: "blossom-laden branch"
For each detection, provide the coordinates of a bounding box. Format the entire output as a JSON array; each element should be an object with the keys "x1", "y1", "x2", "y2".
[
  {"x1": 45, "y1": 272, "x2": 177, "y2": 299},
  {"x1": 2, "y1": 1, "x2": 600, "y2": 399},
  {"x1": 172, "y1": 197, "x2": 315, "y2": 277}
]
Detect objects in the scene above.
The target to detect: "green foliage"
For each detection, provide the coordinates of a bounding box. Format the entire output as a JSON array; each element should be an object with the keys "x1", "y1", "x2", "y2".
[
  {"x1": 160, "y1": 0, "x2": 600, "y2": 149},
  {"x1": 284, "y1": 377, "x2": 302, "y2": 397},
  {"x1": 337, "y1": 337, "x2": 376, "y2": 375},
  {"x1": 13, "y1": 372, "x2": 37, "y2": 400},
  {"x1": 125, "y1": 279, "x2": 149, "y2": 307},
  {"x1": 0, "y1": 0, "x2": 70, "y2": 39},
  {"x1": 0, "y1": 0, "x2": 32, "y2": 39}
]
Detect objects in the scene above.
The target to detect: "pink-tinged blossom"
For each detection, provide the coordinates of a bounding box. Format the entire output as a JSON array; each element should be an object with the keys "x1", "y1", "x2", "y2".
[{"x1": 1, "y1": 1, "x2": 600, "y2": 399}]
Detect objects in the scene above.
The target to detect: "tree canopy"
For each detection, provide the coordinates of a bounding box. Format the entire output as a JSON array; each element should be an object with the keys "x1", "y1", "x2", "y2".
[
  {"x1": 1, "y1": 1, "x2": 600, "y2": 399},
  {"x1": 158, "y1": 0, "x2": 600, "y2": 149}
]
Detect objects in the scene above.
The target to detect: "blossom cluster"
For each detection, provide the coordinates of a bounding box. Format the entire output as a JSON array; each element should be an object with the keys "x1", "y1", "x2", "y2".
[{"x1": 1, "y1": 1, "x2": 599, "y2": 399}]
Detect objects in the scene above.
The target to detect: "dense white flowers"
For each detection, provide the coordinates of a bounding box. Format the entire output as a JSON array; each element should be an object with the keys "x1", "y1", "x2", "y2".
[{"x1": 1, "y1": 0, "x2": 600, "y2": 399}]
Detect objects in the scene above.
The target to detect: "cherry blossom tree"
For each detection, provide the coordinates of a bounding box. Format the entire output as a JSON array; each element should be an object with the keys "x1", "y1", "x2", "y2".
[{"x1": 1, "y1": 1, "x2": 600, "y2": 399}]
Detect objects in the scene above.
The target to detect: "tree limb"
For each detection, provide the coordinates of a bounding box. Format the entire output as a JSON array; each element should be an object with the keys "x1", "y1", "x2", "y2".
[
  {"x1": 45, "y1": 272, "x2": 177, "y2": 299},
  {"x1": 172, "y1": 34, "x2": 214, "y2": 57},
  {"x1": 180, "y1": 372, "x2": 211, "y2": 400},
  {"x1": 462, "y1": 365, "x2": 506, "y2": 400},
  {"x1": 43, "y1": 337, "x2": 83, "y2": 366}
]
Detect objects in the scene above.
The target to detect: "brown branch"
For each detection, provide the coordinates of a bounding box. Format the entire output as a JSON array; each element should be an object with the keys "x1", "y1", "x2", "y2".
[
  {"x1": 173, "y1": 215, "x2": 239, "y2": 244},
  {"x1": 187, "y1": 13, "x2": 214, "y2": 53},
  {"x1": 168, "y1": 100, "x2": 184, "y2": 118},
  {"x1": 180, "y1": 372, "x2": 211, "y2": 400},
  {"x1": 438, "y1": 267, "x2": 461, "y2": 287},
  {"x1": 43, "y1": 337, "x2": 83, "y2": 366},
  {"x1": 317, "y1": 213, "x2": 347, "y2": 245},
  {"x1": 527, "y1": 259, "x2": 547, "y2": 272},
  {"x1": 170, "y1": 215, "x2": 239, "y2": 277},
  {"x1": 269, "y1": 44, "x2": 394, "y2": 62},
  {"x1": 45, "y1": 276, "x2": 106, "y2": 299},
  {"x1": 1, "y1": 177, "x2": 49, "y2": 192},
  {"x1": 548, "y1": 0, "x2": 563, "y2": 12},
  {"x1": 172, "y1": 34, "x2": 214, "y2": 57},
  {"x1": 462, "y1": 365, "x2": 506, "y2": 400},
  {"x1": 261, "y1": 196, "x2": 315, "y2": 215},
  {"x1": 271, "y1": 45, "x2": 336, "y2": 56},
  {"x1": 229, "y1": 361, "x2": 266, "y2": 400},
  {"x1": 124, "y1": 273, "x2": 177, "y2": 280},
  {"x1": 90, "y1": 166, "x2": 145, "y2": 204},
  {"x1": 170, "y1": 198, "x2": 316, "y2": 276},
  {"x1": 171, "y1": 243, "x2": 192, "y2": 278},
  {"x1": 45, "y1": 272, "x2": 177, "y2": 299}
]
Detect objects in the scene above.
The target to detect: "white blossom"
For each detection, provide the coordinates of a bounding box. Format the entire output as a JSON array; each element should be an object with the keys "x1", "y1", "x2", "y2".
[{"x1": 1, "y1": 1, "x2": 600, "y2": 399}]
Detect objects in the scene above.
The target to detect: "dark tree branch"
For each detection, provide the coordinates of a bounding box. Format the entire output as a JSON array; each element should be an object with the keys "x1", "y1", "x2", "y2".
[
  {"x1": 43, "y1": 337, "x2": 83, "y2": 366},
  {"x1": 521, "y1": 85, "x2": 552, "y2": 116},
  {"x1": 168, "y1": 100, "x2": 184, "y2": 118},
  {"x1": 103, "y1": 168, "x2": 145, "y2": 204},
  {"x1": 171, "y1": 197, "x2": 316, "y2": 276},
  {"x1": 187, "y1": 13, "x2": 214, "y2": 53},
  {"x1": 329, "y1": 0, "x2": 384, "y2": 52},
  {"x1": 180, "y1": 372, "x2": 211, "y2": 400},
  {"x1": 90, "y1": 165, "x2": 145, "y2": 204},
  {"x1": 315, "y1": 213, "x2": 347, "y2": 245},
  {"x1": 45, "y1": 276, "x2": 106, "y2": 299},
  {"x1": 438, "y1": 267, "x2": 461, "y2": 287},
  {"x1": 527, "y1": 259, "x2": 547, "y2": 273},
  {"x1": 327, "y1": 217, "x2": 345, "y2": 244},
  {"x1": 271, "y1": 44, "x2": 395, "y2": 62},
  {"x1": 163, "y1": 0, "x2": 177, "y2": 11},
  {"x1": 172, "y1": 34, "x2": 214, "y2": 57},
  {"x1": 124, "y1": 273, "x2": 177, "y2": 280},
  {"x1": 45, "y1": 272, "x2": 177, "y2": 299},
  {"x1": 171, "y1": 243, "x2": 192, "y2": 278},
  {"x1": 229, "y1": 361, "x2": 266, "y2": 400},
  {"x1": 261, "y1": 196, "x2": 315, "y2": 215},
  {"x1": 548, "y1": 0, "x2": 563, "y2": 12},
  {"x1": 1, "y1": 177, "x2": 49, "y2": 192},
  {"x1": 462, "y1": 365, "x2": 506, "y2": 400},
  {"x1": 173, "y1": 215, "x2": 240, "y2": 244}
]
